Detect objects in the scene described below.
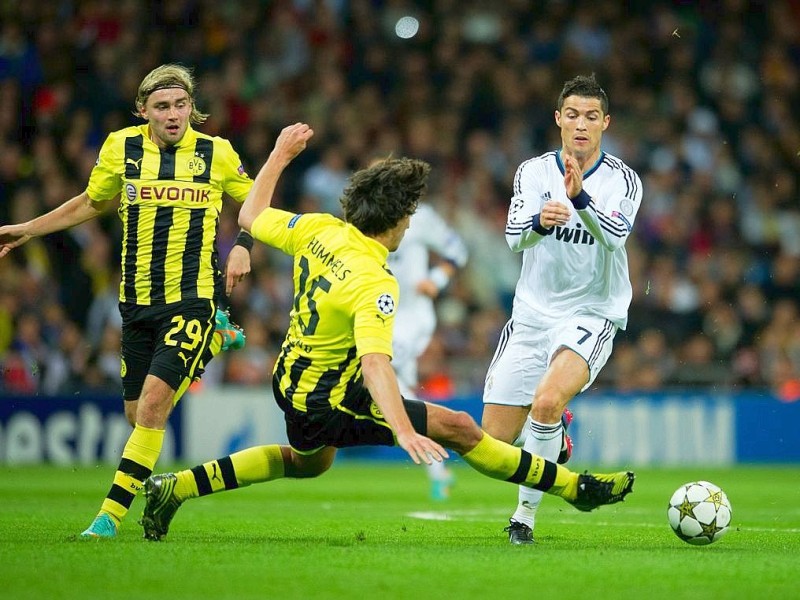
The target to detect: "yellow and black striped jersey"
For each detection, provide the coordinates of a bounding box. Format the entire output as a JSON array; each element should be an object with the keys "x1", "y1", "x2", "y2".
[
  {"x1": 251, "y1": 208, "x2": 399, "y2": 412},
  {"x1": 86, "y1": 124, "x2": 252, "y2": 305}
]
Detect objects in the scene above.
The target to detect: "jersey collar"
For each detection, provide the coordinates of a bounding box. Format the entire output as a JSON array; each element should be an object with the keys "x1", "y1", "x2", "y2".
[{"x1": 556, "y1": 149, "x2": 605, "y2": 179}]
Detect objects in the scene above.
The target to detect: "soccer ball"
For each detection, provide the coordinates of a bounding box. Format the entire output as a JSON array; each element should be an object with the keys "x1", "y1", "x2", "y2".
[{"x1": 667, "y1": 481, "x2": 732, "y2": 545}]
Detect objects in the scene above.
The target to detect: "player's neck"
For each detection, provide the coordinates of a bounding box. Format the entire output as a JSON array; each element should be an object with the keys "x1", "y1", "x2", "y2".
[{"x1": 560, "y1": 148, "x2": 601, "y2": 173}]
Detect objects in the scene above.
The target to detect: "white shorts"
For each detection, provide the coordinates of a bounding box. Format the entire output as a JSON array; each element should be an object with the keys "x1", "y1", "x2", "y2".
[
  {"x1": 392, "y1": 307, "x2": 436, "y2": 396},
  {"x1": 483, "y1": 315, "x2": 617, "y2": 407}
]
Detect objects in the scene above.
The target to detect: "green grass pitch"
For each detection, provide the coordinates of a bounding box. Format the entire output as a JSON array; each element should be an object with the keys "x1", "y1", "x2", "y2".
[{"x1": 1, "y1": 461, "x2": 798, "y2": 600}]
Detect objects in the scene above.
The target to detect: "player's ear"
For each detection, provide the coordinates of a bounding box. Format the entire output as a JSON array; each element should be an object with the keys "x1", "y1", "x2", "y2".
[
  {"x1": 554, "y1": 110, "x2": 561, "y2": 127},
  {"x1": 602, "y1": 114, "x2": 610, "y2": 131}
]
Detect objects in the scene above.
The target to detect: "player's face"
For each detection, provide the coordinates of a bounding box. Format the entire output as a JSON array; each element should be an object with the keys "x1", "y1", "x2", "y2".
[
  {"x1": 141, "y1": 88, "x2": 193, "y2": 148},
  {"x1": 387, "y1": 214, "x2": 411, "y2": 252},
  {"x1": 555, "y1": 96, "x2": 610, "y2": 162}
]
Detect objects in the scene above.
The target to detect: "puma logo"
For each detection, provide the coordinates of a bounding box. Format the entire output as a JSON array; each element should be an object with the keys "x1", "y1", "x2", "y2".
[
  {"x1": 126, "y1": 157, "x2": 143, "y2": 168},
  {"x1": 375, "y1": 314, "x2": 387, "y2": 325},
  {"x1": 211, "y1": 463, "x2": 222, "y2": 483},
  {"x1": 177, "y1": 351, "x2": 190, "y2": 368}
]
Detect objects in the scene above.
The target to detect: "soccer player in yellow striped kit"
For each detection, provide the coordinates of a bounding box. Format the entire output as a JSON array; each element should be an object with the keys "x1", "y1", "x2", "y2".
[
  {"x1": 0, "y1": 64, "x2": 255, "y2": 538},
  {"x1": 140, "y1": 122, "x2": 635, "y2": 542}
]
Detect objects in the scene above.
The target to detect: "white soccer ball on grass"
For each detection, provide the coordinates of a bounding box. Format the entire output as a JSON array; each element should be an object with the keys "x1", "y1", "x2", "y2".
[{"x1": 667, "y1": 480, "x2": 732, "y2": 545}]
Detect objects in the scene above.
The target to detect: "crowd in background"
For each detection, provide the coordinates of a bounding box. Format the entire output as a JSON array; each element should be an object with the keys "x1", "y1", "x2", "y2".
[{"x1": 1, "y1": 0, "x2": 799, "y2": 401}]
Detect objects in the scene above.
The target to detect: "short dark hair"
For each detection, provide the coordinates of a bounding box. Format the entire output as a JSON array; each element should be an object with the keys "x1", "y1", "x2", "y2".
[
  {"x1": 557, "y1": 74, "x2": 609, "y2": 114},
  {"x1": 340, "y1": 158, "x2": 430, "y2": 236}
]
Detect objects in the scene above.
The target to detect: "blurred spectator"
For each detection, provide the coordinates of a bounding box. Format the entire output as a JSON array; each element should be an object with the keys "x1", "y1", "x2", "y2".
[{"x1": 0, "y1": 0, "x2": 798, "y2": 399}]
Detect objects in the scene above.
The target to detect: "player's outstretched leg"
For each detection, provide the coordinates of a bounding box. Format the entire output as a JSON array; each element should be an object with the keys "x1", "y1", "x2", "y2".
[
  {"x1": 140, "y1": 473, "x2": 184, "y2": 541},
  {"x1": 216, "y1": 308, "x2": 246, "y2": 351},
  {"x1": 566, "y1": 471, "x2": 635, "y2": 512}
]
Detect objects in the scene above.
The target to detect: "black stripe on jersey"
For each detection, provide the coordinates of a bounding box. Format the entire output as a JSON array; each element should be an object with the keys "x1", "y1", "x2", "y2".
[
  {"x1": 589, "y1": 201, "x2": 628, "y2": 238},
  {"x1": 192, "y1": 464, "x2": 213, "y2": 496},
  {"x1": 180, "y1": 209, "x2": 206, "y2": 299},
  {"x1": 193, "y1": 138, "x2": 213, "y2": 184},
  {"x1": 306, "y1": 346, "x2": 358, "y2": 411},
  {"x1": 124, "y1": 135, "x2": 144, "y2": 179},
  {"x1": 532, "y1": 459, "x2": 557, "y2": 491},
  {"x1": 124, "y1": 205, "x2": 141, "y2": 302},
  {"x1": 512, "y1": 156, "x2": 549, "y2": 196},
  {"x1": 505, "y1": 217, "x2": 536, "y2": 235},
  {"x1": 602, "y1": 155, "x2": 640, "y2": 200},
  {"x1": 158, "y1": 146, "x2": 177, "y2": 180},
  {"x1": 149, "y1": 206, "x2": 174, "y2": 302},
  {"x1": 274, "y1": 347, "x2": 288, "y2": 382},
  {"x1": 506, "y1": 449, "x2": 532, "y2": 484},
  {"x1": 118, "y1": 457, "x2": 152, "y2": 482},
  {"x1": 285, "y1": 355, "x2": 313, "y2": 405},
  {"x1": 217, "y1": 456, "x2": 239, "y2": 490}
]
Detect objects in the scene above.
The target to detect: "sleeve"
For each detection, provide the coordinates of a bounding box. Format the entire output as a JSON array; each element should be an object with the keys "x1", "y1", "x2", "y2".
[
  {"x1": 572, "y1": 165, "x2": 643, "y2": 252},
  {"x1": 353, "y1": 273, "x2": 399, "y2": 359},
  {"x1": 219, "y1": 138, "x2": 254, "y2": 203},
  {"x1": 419, "y1": 205, "x2": 468, "y2": 268},
  {"x1": 85, "y1": 132, "x2": 123, "y2": 202},
  {"x1": 505, "y1": 159, "x2": 553, "y2": 252},
  {"x1": 251, "y1": 207, "x2": 311, "y2": 256}
]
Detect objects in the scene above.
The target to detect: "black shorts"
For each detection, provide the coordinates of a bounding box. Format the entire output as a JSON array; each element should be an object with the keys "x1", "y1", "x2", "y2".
[
  {"x1": 119, "y1": 299, "x2": 216, "y2": 400},
  {"x1": 272, "y1": 376, "x2": 428, "y2": 454}
]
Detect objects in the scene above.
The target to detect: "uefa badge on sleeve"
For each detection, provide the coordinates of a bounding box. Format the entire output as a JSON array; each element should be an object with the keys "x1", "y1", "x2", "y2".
[{"x1": 377, "y1": 293, "x2": 395, "y2": 316}]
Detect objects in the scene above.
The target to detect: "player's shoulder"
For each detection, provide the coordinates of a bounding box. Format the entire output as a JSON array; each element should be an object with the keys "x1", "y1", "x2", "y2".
[
  {"x1": 193, "y1": 130, "x2": 236, "y2": 150},
  {"x1": 105, "y1": 124, "x2": 146, "y2": 142},
  {"x1": 600, "y1": 152, "x2": 641, "y2": 180},
  {"x1": 516, "y1": 151, "x2": 559, "y2": 174}
]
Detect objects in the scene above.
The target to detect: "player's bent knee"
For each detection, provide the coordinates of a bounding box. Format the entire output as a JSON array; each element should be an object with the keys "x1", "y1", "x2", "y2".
[
  {"x1": 439, "y1": 410, "x2": 483, "y2": 452},
  {"x1": 285, "y1": 447, "x2": 335, "y2": 479}
]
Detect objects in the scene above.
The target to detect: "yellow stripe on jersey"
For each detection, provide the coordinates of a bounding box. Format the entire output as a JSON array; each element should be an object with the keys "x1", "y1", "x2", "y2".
[
  {"x1": 86, "y1": 124, "x2": 252, "y2": 305},
  {"x1": 251, "y1": 208, "x2": 399, "y2": 412}
]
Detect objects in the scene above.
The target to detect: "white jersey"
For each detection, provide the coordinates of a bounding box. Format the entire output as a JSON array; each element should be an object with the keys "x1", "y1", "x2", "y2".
[
  {"x1": 388, "y1": 203, "x2": 468, "y2": 393},
  {"x1": 506, "y1": 150, "x2": 642, "y2": 329}
]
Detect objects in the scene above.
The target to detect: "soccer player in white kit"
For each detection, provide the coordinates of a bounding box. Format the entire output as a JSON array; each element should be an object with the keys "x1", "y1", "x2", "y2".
[
  {"x1": 481, "y1": 74, "x2": 643, "y2": 543},
  {"x1": 388, "y1": 202, "x2": 468, "y2": 500}
]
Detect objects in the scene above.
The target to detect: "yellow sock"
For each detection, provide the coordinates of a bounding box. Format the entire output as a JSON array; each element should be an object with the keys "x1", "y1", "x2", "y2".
[
  {"x1": 99, "y1": 424, "x2": 165, "y2": 526},
  {"x1": 461, "y1": 433, "x2": 578, "y2": 500},
  {"x1": 175, "y1": 445, "x2": 285, "y2": 500}
]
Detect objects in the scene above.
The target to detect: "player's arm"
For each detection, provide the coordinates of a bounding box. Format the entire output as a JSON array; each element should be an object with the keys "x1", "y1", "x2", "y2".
[
  {"x1": 418, "y1": 207, "x2": 468, "y2": 298},
  {"x1": 224, "y1": 231, "x2": 252, "y2": 295},
  {"x1": 238, "y1": 123, "x2": 314, "y2": 233},
  {"x1": 0, "y1": 191, "x2": 111, "y2": 258},
  {"x1": 564, "y1": 154, "x2": 643, "y2": 251},
  {"x1": 360, "y1": 352, "x2": 448, "y2": 465},
  {"x1": 505, "y1": 161, "x2": 564, "y2": 252}
]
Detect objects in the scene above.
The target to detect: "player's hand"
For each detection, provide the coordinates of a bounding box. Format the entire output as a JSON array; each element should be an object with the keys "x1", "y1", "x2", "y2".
[
  {"x1": 563, "y1": 152, "x2": 584, "y2": 200},
  {"x1": 224, "y1": 245, "x2": 251, "y2": 295},
  {"x1": 415, "y1": 279, "x2": 439, "y2": 298},
  {"x1": 272, "y1": 122, "x2": 314, "y2": 167},
  {"x1": 0, "y1": 225, "x2": 32, "y2": 258},
  {"x1": 396, "y1": 431, "x2": 449, "y2": 465},
  {"x1": 539, "y1": 200, "x2": 571, "y2": 228}
]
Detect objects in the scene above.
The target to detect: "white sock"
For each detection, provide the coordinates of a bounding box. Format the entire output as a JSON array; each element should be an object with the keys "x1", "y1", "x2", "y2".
[{"x1": 510, "y1": 416, "x2": 562, "y2": 529}]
